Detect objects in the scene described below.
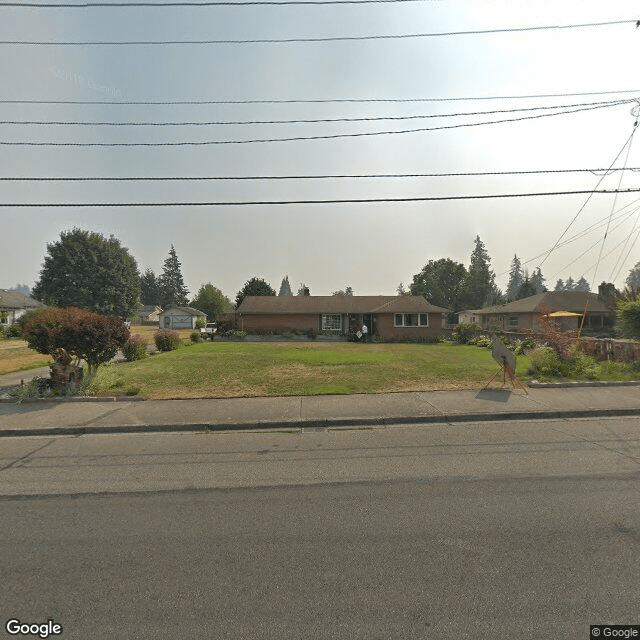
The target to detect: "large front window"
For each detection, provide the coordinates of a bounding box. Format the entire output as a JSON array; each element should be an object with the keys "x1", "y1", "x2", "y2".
[
  {"x1": 322, "y1": 314, "x2": 342, "y2": 331},
  {"x1": 394, "y1": 313, "x2": 428, "y2": 327}
]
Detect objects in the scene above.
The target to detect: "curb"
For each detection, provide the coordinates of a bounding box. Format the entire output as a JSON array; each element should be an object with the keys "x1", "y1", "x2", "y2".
[
  {"x1": 0, "y1": 395, "x2": 146, "y2": 404},
  {"x1": 529, "y1": 380, "x2": 640, "y2": 388},
  {"x1": 2, "y1": 407, "x2": 640, "y2": 438}
]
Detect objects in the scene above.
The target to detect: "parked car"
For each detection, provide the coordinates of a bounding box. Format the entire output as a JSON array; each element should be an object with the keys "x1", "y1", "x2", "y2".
[{"x1": 200, "y1": 322, "x2": 217, "y2": 340}]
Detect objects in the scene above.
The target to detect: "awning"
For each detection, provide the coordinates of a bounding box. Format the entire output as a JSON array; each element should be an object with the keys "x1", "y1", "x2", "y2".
[{"x1": 547, "y1": 311, "x2": 582, "y2": 317}]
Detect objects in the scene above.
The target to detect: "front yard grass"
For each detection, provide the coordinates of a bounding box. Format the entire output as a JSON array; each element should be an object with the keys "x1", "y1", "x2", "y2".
[
  {"x1": 87, "y1": 341, "x2": 534, "y2": 399},
  {"x1": 0, "y1": 340, "x2": 52, "y2": 375}
]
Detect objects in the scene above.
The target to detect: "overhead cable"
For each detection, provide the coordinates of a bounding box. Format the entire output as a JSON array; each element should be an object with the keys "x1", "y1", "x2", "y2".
[
  {"x1": 1, "y1": 0, "x2": 436, "y2": 6},
  {"x1": 0, "y1": 19, "x2": 636, "y2": 45},
  {"x1": 0, "y1": 99, "x2": 632, "y2": 126},
  {"x1": 2, "y1": 89, "x2": 639, "y2": 105},
  {"x1": 0, "y1": 102, "x2": 625, "y2": 145},
  {"x1": 3, "y1": 188, "x2": 640, "y2": 207}
]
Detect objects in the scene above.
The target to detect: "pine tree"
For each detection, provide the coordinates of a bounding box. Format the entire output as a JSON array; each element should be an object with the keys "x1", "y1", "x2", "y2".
[
  {"x1": 554, "y1": 279, "x2": 565, "y2": 291},
  {"x1": 516, "y1": 276, "x2": 537, "y2": 299},
  {"x1": 506, "y1": 255, "x2": 524, "y2": 301},
  {"x1": 158, "y1": 245, "x2": 189, "y2": 308},
  {"x1": 278, "y1": 276, "x2": 293, "y2": 296},
  {"x1": 574, "y1": 276, "x2": 590, "y2": 292},
  {"x1": 462, "y1": 236, "x2": 500, "y2": 308},
  {"x1": 565, "y1": 276, "x2": 576, "y2": 291},
  {"x1": 626, "y1": 261, "x2": 640, "y2": 290},
  {"x1": 530, "y1": 267, "x2": 547, "y2": 293},
  {"x1": 140, "y1": 268, "x2": 161, "y2": 306}
]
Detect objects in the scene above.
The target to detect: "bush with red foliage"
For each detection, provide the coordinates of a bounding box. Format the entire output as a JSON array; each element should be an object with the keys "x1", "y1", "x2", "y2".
[{"x1": 24, "y1": 307, "x2": 130, "y2": 374}]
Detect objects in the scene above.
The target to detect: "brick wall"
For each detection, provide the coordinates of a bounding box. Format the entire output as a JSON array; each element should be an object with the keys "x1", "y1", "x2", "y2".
[
  {"x1": 238, "y1": 313, "x2": 319, "y2": 333},
  {"x1": 375, "y1": 314, "x2": 443, "y2": 340}
]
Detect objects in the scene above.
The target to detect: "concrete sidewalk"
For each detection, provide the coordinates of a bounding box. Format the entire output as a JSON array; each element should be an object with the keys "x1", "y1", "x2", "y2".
[{"x1": 1, "y1": 384, "x2": 639, "y2": 438}]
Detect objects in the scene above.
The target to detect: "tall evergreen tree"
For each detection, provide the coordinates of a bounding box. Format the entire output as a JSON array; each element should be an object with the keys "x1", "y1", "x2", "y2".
[
  {"x1": 516, "y1": 276, "x2": 537, "y2": 299},
  {"x1": 278, "y1": 275, "x2": 293, "y2": 296},
  {"x1": 530, "y1": 267, "x2": 547, "y2": 293},
  {"x1": 462, "y1": 236, "x2": 500, "y2": 308},
  {"x1": 574, "y1": 276, "x2": 590, "y2": 292},
  {"x1": 140, "y1": 268, "x2": 161, "y2": 306},
  {"x1": 506, "y1": 255, "x2": 524, "y2": 301},
  {"x1": 554, "y1": 278, "x2": 565, "y2": 291},
  {"x1": 32, "y1": 228, "x2": 140, "y2": 319},
  {"x1": 158, "y1": 245, "x2": 189, "y2": 308},
  {"x1": 626, "y1": 261, "x2": 640, "y2": 290},
  {"x1": 565, "y1": 276, "x2": 576, "y2": 291}
]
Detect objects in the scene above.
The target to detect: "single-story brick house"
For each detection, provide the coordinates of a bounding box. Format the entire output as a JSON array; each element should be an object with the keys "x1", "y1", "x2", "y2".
[
  {"x1": 468, "y1": 291, "x2": 615, "y2": 333},
  {"x1": 158, "y1": 306, "x2": 206, "y2": 330},
  {"x1": 235, "y1": 296, "x2": 450, "y2": 339},
  {"x1": 0, "y1": 289, "x2": 45, "y2": 326}
]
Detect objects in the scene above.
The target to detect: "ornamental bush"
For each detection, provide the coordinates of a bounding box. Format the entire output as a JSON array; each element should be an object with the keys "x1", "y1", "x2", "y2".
[
  {"x1": 23, "y1": 307, "x2": 130, "y2": 374},
  {"x1": 123, "y1": 334, "x2": 148, "y2": 361},
  {"x1": 154, "y1": 329, "x2": 181, "y2": 352},
  {"x1": 452, "y1": 323, "x2": 481, "y2": 344}
]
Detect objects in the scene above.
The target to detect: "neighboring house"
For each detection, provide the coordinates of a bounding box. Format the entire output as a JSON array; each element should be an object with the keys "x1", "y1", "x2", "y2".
[
  {"x1": 471, "y1": 291, "x2": 615, "y2": 333},
  {"x1": 235, "y1": 296, "x2": 450, "y2": 339},
  {"x1": 158, "y1": 306, "x2": 206, "y2": 330},
  {"x1": 135, "y1": 305, "x2": 162, "y2": 324},
  {"x1": 0, "y1": 289, "x2": 45, "y2": 325},
  {"x1": 458, "y1": 309, "x2": 482, "y2": 325}
]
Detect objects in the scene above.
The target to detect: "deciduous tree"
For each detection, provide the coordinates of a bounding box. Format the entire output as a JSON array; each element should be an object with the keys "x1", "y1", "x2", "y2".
[
  {"x1": 190, "y1": 283, "x2": 231, "y2": 321},
  {"x1": 410, "y1": 258, "x2": 467, "y2": 310},
  {"x1": 235, "y1": 277, "x2": 276, "y2": 308},
  {"x1": 616, "y1": 294, "x2": 640, "y2": 339},
  {"x1": 32, "y1": 228, "x2": 140, "y2": 319},
  {"x1": 626, "y1": 261, "x2": 640, "y2": 290}
]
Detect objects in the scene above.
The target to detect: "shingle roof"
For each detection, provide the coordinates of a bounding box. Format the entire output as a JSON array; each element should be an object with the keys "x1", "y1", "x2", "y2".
[
  {"x1": 237, "y1": 295, "x2": 449, "y2": 314},
  {"x1": 161, "y1": 306, "x2": 207, "y2": 316},
  {"x1": 0, "y1": 289, "x2": 45, "y2": 311},
  {"x1": 475, "y1": 291, "x2": 612, "y2": 315}
]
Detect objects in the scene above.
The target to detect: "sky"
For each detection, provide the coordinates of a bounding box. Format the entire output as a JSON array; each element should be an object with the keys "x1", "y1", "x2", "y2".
[{"x1": 1, "y1": 0, "x2": 640, "y2": 301}]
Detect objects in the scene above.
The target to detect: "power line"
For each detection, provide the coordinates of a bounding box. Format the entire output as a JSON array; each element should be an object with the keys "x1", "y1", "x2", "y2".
[
  {"x1": 2, "y1": 89, "x2": 639, "y2": 105},
  {"x1": 1, "y1": 19, "x2": 636, "y2": 45},
  {"x1": 3, "y1": 168, "x2": 640, "y2": 181},
  {"x1": 0, "y1": 99, "x2": 632, "y2": 126},
  {"x1": 1, "y1": 0, "x2": 435, "y2": 6},
  {"x1": 0, "y1": 102, "x2": 625, "y2": 145},
  {"x1": 2, "y1": 188, "x2": 640, "y2": 207}
]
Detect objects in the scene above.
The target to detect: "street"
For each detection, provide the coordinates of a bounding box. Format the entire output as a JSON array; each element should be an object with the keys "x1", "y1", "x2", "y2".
[{"x1": 1, "y1": 417, "x2": 639, "y2": 639}]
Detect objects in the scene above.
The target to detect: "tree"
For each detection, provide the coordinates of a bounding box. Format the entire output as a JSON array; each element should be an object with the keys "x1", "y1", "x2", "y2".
[
  {"x1": 278, "y1": 276, "x2": 293, "y2": 296},
  {"x1": 10, "y1": 284, "x2": 31, "y2": 296},
  {"x1": 140, "y1": 268, "x2": 161, "y2": 306},
  {"x1": 158, "y1": 245, "x2": 189, "y2": 308},
  {"x1": 332, "y1": 286, "x2": 354, "y2": 297},
  {"x1": 516, "y1": 276, "x2": 537, "y2": 299},
  {"x1": 23, "y1": 307, "x2": 129, "y2": 374},
  {"x1": 32, "y1": 228, "x2": 140, "y2": 319},
  {"x1": 564, "y1": 276, "x2": 576, "y2": 291},
  {"x1": 530, "y1": 267, "x2": 547, "y2": 293},
  {"x1": 396, "y1": 282, "x2": 409, "y2": 296},
  {"x1": 616, "y1": 294, "x2": 640, "y2": 339},
  {"x1": 462, "y1": 236, "x2": 500, "y2": 309},
  {"x1": 296, "y1": 283, "x2": 310, "y2": 296},
  {"x1": 410, "y1": 258, "x2": 467, "y2": 310},
  {"x1": 235, "y1": 277, "x2": 276, "y2": 308},
  {"x1": 506, "y1": 255, "x2": 524, "y2": 301},
  {"x1": 190, "y1": 283, "x2": 231, "y2": 321},
  {"x1": 574, "y1": 276, "x2": 590, "y2": 292},
  {"x1": 554, "y1": 279, "x2": 565, "y2": 291},
  {"x1": 626, "y1": 261, "x2": 640, "y2": 291}
]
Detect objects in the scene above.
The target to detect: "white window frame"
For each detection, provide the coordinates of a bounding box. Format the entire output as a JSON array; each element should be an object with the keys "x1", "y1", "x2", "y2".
[
  {"x1": 321, "y1": 314, "x2": 342, "y2": 331},
  {"x1": 394, "y1": 313, "x2": 429, "y2": 327}
]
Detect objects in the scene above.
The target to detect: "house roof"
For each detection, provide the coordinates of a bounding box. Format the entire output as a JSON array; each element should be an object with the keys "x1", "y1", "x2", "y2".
[
  {"x1": 237, "y1": 295, "x2": 450, "y2": 314},
  {"x1": 138, "y1": 305, "x2": 162, "y2": 314},
  {"x1": 160, "y1": 306, "x2": 207, "y2": 316},
  {"x1": 0, "y1": 289, "x2": 45, "y2": 311},
  {"x1": 475, "y1": 291, "x2": 612, "y2": 315}
]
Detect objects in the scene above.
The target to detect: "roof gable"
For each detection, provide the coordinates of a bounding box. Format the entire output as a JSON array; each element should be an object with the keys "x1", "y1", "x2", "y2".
[
  {"x1": 0, "y1": 289, "x2": 45, "y2": 311},
  {"x1": 475, "y1": 291, "x2": 612, "y2": 315}
]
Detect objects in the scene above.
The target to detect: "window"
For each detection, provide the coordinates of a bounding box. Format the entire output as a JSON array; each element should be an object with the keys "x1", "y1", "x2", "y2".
[
  {"x1": 509, "y1": 316, "x2": 518, "y2": 328},
  {"x1": 394, "y1": 313, "x2": 428, "y2": 327},
  {"x1": 321, "y1": 314, "x2": 342, "y2": 331}
]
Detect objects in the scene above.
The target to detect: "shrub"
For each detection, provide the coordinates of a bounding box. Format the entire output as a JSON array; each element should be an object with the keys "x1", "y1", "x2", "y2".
[
  {"x1": 225, "y1": 330, "x2": 246, "y2": 340},
  {"x1": 0, "y1": 325, "x2": 5, "y2": 339},
  {"x1": 452, "y1": 323, "x2": 481, "y2": 344},
  {"x1": 7, "y1": 323, "x2": 24, "y2": 338},
  {"x1": 154, "y1": 329, "x2": 181, "y2": 352},
  {"x1": 527, "y1": 346, "x2": 563, "y2": 378},
  {"x1": 469, "y1": 335, "x2": 492, "y2": 349},
  {"x1": 123, "y1": 334, "x2": 148, "y2": 361},
  {"x1": 195, "y1": 316, "x2": 207, "y2": 329},
  {"x1": 23, "y1": 307, "x2": 129, "y2": 374},
  {"x1": 305, "y1": 328, "x2": 318, "y2": 340},
  {"x1": 216, "y1": 320, "x2": 233, "y2": 336},
  {"x1": 616, "y1": 294, "x2": 640, "y2": 339},
  {"x1": 190, "y1": 331, "x2": 202, "y2": 343}
]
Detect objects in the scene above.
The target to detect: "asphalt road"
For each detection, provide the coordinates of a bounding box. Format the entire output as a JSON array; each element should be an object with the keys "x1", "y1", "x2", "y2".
[{"x1": 1, "y1": 418, "x2": 639, "y2": 640}]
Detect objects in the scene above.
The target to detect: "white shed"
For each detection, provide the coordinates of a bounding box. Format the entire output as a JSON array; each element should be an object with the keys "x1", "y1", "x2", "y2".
[{"x1": 158, "y1": 306, "x2": 206, "y2": 330}]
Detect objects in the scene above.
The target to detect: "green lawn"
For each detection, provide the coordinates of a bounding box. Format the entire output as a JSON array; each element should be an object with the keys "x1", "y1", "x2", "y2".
[{"x1": 87, "y1": 341, "x2": 534, "y2": 399}]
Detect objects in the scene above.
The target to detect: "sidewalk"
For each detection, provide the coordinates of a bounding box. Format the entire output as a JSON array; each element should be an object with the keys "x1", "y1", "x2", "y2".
[{"x1": 1, "y1": 382, "x2": 639, "y2": 438}]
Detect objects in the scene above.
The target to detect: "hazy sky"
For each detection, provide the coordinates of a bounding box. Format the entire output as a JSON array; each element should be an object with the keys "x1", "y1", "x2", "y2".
[{"x1": 1, "y1": 1, "x2": 640, "y2": 300}]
